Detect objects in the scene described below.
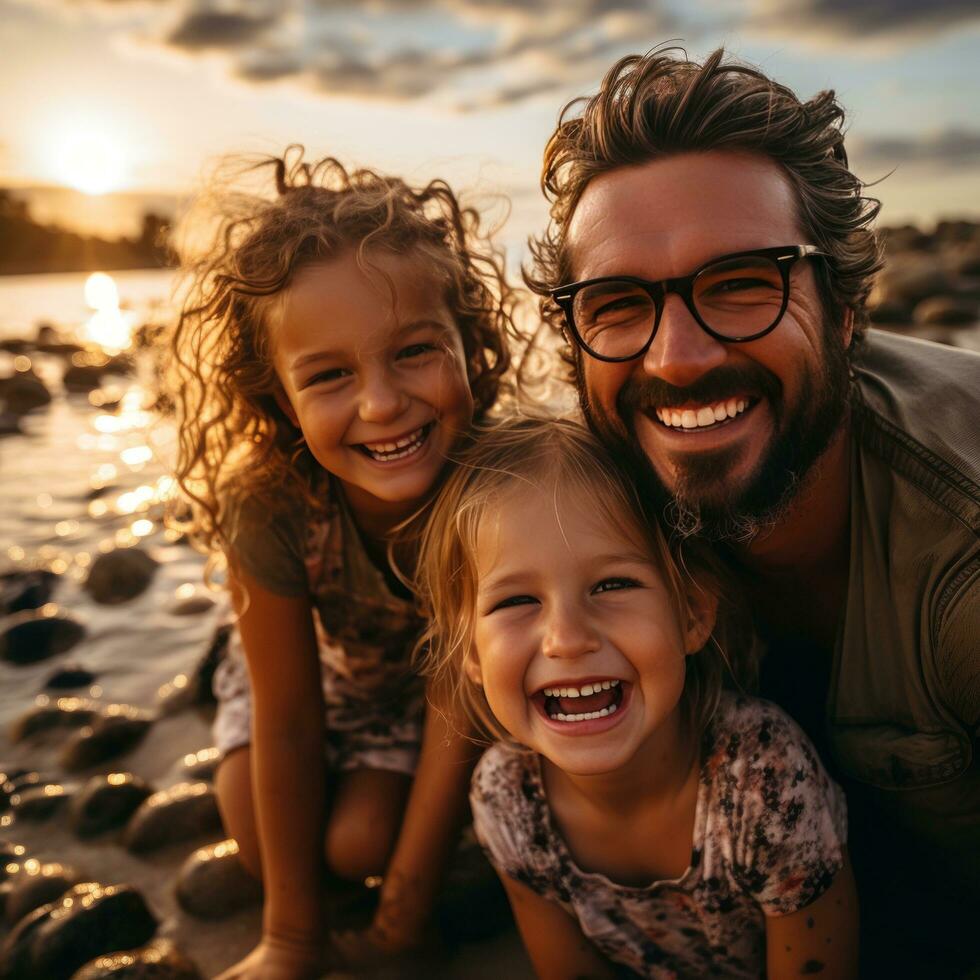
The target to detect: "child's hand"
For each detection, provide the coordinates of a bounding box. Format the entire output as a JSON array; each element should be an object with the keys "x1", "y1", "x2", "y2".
[
  {"x1": 214, "y1": 935, "x2": 323, "y2": 980},
  {"x1": 330, "y1": 916, "x2": 441, "y2": 969}
]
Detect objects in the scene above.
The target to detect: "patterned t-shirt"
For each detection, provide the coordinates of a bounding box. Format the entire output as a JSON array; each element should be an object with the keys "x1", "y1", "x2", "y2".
[{"x1": 471, "y1": 693, "x2": 847, "y2": 979}]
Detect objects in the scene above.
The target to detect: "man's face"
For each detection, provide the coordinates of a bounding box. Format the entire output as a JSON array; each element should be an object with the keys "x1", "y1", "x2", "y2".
[{"x1": 564, "y1": 150, "x2": 851, "y2": 541}]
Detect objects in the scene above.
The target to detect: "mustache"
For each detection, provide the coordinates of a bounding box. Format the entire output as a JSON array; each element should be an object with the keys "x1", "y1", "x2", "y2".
[{"x1": 618, "y1": 363, "x2": 782, "y2": 413}]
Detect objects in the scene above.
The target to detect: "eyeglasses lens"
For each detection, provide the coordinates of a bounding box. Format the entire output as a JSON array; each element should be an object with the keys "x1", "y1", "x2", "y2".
[
  {"x1": 692, "y1": 255, "x2": 785, "y2": 339},
  {"x1": 572, "y1": 281, "x2": 657, "y2": 360}
]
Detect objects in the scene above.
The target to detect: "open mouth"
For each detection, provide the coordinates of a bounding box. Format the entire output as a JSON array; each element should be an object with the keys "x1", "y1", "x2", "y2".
[
  {"x1": 533, "y1": 679, "x2": 626, "y2": 723},
  {"x1": 356, "y1": 422, "x2": 433, "y2": 462},
  {"x1": 652, "y1": 397, "x2": 757, "y2": 433}
]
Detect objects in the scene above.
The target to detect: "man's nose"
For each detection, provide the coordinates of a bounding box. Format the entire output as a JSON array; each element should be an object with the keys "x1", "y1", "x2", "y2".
[
  {"x1": 641, "y1": 293, "x2": 727, "y2": 388},
  {"x1": 358, "y1": 367, "x2": 409, "y2": 423},
  {"x1": 541, "y1": 600, "x2": 601, "y2": 660}
]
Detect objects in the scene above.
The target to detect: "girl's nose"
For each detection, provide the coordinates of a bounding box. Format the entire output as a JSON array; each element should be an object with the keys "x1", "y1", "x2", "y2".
[
  {"x1": 541, "y1": 602, "x2": 601, "y2": 660},
  {"x1": 641, "y1": 293, "x2": 727, "y2": 389},
  {"x1": 358, "y1": 368, "x2": 409, "y2": 424}
]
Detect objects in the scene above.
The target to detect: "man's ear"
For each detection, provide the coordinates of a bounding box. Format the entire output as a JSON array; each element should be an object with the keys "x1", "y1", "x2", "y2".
[
  {"x1": 274, "y1": 386, "x2": 300, "y2": 429},
  {"x1": 841, "y1": 307, "x2": 855, "y2": 351},
  {"x1": 683, "y1": 582, "x2": 718, "y2": 655}
]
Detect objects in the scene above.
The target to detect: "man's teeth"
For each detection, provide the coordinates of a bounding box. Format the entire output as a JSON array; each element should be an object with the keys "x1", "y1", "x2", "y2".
[
  {"x1": 542, "y1": 679, "x2": 620, "y2": 699},
  {"x1": 655, "y1": 398, "x2": 748, "y2": 430},
  {"x1": 361, "y1": 426, "x2": 427, "y2": 461},
  {"x1": 553, "y1": 703, "x2": 618, "y2": 723}
]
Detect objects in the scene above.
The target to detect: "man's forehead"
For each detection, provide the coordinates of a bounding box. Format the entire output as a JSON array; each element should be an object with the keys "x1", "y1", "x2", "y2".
[{"x1": 563, "y1": 151, "x2": 802, "y2": 281}]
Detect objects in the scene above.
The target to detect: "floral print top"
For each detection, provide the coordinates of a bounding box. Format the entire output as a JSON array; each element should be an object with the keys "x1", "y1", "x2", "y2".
[{"x1": 471, "y1": 692, "x2": 847, "y2": 979}]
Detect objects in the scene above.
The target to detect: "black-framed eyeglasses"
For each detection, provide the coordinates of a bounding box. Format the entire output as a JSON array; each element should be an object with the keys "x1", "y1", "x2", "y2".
[{"x1": 549, "y1": 244, "x2": 829, "y2": 363}]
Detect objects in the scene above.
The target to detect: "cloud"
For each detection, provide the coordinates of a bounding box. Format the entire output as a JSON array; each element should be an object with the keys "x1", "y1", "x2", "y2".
[
  {"x1": 853, "y1": 128, "x2": 980, "y2": 169},
  {"x1": 166, "y1": 10, "x2": 276, "y2": 49}
]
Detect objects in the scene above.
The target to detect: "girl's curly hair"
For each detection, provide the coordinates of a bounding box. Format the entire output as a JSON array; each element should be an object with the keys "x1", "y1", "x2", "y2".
[
  {"x1": 168, "y1": 146, "x2": 519, "y2": 577},
  {"x1": 525, "y1": 46, "x2": 883, "y2": 376}
]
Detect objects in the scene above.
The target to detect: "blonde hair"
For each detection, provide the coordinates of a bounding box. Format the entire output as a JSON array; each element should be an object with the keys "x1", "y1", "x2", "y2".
[
  {"x1": 167, "y1": 146, "x2": 520, "y2": 578},
  {"x1": 412, "y1": 416, "x2": 755, "y2": 742}
]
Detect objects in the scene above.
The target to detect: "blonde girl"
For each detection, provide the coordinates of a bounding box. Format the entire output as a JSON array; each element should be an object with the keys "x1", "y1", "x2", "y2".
[
  {"x1": 415, "y1": 417, "x2": 859, "y2": 980},
  {"x1": 169, "y1": 147, "x2": 516, "y2": 979}
]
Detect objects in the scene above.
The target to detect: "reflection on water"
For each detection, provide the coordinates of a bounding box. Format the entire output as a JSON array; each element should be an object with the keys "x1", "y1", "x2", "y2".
[{"x1": 83, "y1": 272, "x2": 136, "y2": 351}]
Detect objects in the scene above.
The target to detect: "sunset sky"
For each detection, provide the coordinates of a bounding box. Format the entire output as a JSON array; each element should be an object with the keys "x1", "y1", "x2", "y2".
[{"x1": 3, "y1": 0, "x2": 979, "y2": 252}]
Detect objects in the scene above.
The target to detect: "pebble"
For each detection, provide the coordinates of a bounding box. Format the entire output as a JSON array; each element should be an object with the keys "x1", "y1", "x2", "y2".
[
  {"x1": 0, "y1": 413, "x2": 22, "y2": 437},
  {"x1": 0, "y1": 569, "x2": 59, "y2": 616},
  {"x1": 0, "y1": 607, "x2": 86, "y2": 665},
  {"x1": 180, "y1": 747, "x2": 220, "y2": 782},
  {"x1": 155, "y1": 674, "x2": 197, "y2": 717},
  {"x1": 1, "y1": 882, "x2": 158, "y2": 980},
  {"x1": 175, "y1": 840, "x2": 262, "y2": 919},
  {"x1": 124, "y1": 783, "x2": 222, "y2": 854},
  {"x1": 0, "y1": 369, "x2": 51, "y2": 413},
  {"x1": 9, "y1": 697, "x2": 101, "y2": 743},
  {"x1": 63, "y1": 363, "x2": 106, "y2": 392},
  {"x1": 2, "y1": 860, "x2": 79, "y2": 927},
  {"x1": 84, "y1": 549, "x2": 159, "y2": 605},
  {"x1": 44, "y1": 662, "x2": 97, "y2": 690},
  {"x1": 913, "y1": 295, "x2": 979, "y2": 326},
  {"x1": 167, "y1": 594, "x2": 216, "y2": 616},
  {"x1": 60, "y1": 709, "x2": 154, "y2": 773},
  {"x1": 71, "y1": 938, "x2": 203, "y2": 980},
  {"x1": 7, "y1": 782, "x2": 75, "y2": 821},
  {"x1": 71, "y1": 774, "x2": 155, "y2": 838}
]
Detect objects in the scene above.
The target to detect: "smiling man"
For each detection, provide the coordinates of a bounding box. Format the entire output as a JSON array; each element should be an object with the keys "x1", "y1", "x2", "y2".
[{"x1": 528, "y1": 48, "x2": 980, "y2": 978}]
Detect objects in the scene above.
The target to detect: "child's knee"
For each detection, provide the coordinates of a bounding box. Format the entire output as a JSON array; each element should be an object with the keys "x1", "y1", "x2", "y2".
[
  {"x1": 214, "y1": 747, "x2": 262, "y2": 880},
  {"x1": 323, "y1": 814, "x2": 394, "y2": 882}
]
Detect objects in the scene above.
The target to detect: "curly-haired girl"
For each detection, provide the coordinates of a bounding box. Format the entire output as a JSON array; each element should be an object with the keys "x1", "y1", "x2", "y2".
[{"x1": 169, "y1": 146, "x2": 518, "y2": 979}]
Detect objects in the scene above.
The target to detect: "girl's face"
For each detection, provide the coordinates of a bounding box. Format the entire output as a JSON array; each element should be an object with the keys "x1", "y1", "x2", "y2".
[
  {"x1": 470, "y1": 484, "x2": 713, "y2": 777},
  {"x1": 272, "y1": 250, "x2": 474, "y2": 530}
]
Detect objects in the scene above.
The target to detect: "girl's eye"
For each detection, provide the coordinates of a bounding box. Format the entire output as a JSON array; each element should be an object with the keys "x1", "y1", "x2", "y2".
[
  {"x1": 305, "y1": 367, "x2": 350, "y2": 387},
  {"x1": 397, "y1": 343, "x2": 437, "y2": 360},
  {"x1": 593, "y1": 576, "x2": 641, "y2": 594},
  {"x1": 489, "y1": 594, "x2": 538, "y2": 613}
]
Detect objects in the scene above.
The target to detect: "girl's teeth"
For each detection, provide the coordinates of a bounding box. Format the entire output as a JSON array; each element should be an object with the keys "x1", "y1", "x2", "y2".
[
  {"x1": 553, "y1": 703, "x2": 618, "y2": 723},
  {"x1": 542, "y1": 679, "x2": 618, "y2": 698},
  {"x1": 362, "y1": 426, "x2": 427, "y2": 461}
]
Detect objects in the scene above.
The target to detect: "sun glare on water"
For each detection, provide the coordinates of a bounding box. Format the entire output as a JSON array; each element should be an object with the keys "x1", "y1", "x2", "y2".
[{"x1": 84, "y1": 272, "x2": 135, "y2": 350}]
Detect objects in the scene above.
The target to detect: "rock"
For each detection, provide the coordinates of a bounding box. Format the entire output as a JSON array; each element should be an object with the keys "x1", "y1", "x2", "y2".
[
  {"x1": 167, "y1": 591, "x2": 215, "y2": 616},
  {"x1": 84, "y1": 549, "x2": 158, "y2": 605},
  {"x1": 5, "y1": 771, "x2": 59, "y2": 795},
  {"x1": 0, "y1": 338, "x2": 31, "y2": 355},
  {"x1": 876, "y1": 256, "x2": 950, "y2": 307},
  {"x1": 71, "y1": 774, "x2": 154, "y2": 838},
  {"x1": 71, "y1": 938, "x2": 203, "y2": 979},
  {"x1": 124, "y1": 783, "x2": 222, "y2": 854},
  {"x1": 0, "y1": 369, "x2": 51, "y2": 414},
  {"x1": 953, "y1": 251, "x2": 980, "y2": 277},
  {"x1": 60, "y1": 709, "x2": 154, "y2": 773},
  {"x1": 0, "y1": 413, "x2": 22, "y2": 437},
  {"x1": 2, "y1": 861, "x2": 79, "y2": 927},
  {"x1": 867, "y1": 299, "x2": 914, "y2": 326},
  {"x1": 155, "y1": 674, "x2": 196, "y2": 717},
  {"x1": 9, "y1": 697, "x2": 100, "y2": 742},
  {"x1": 0, "y1": 570, "x2": 59, "y2": 615},
  {"x1": 45, "y1": 663, "x2": 97, "y2": 690},
  {"x1": 0, "y1": 608, "x2": 86, "y2": 665},
  {"x1": 1, "y1": 882, "x2": 157, "y2": 980},
  {"x1": 63, "y1": 364, "x2": 106, "y2": 392},
  {"x1": 8, "y1": 783, "x2": 74, "y2": 821},
  {"x1": 180, "y1": 747, "x2": 220, "y2": 782},
  {"x1": 175, "y1": 840, "x2": 262, "y2": 919},
  {"x1": 0, "y1": 840, "x2": 27, "y2": 869},
  {"x1": 913, "y1": 295, "x2": 979, "y2": 326},
  {"x1": 0, "y1": 771, "x2": 30, "y2": 810}
]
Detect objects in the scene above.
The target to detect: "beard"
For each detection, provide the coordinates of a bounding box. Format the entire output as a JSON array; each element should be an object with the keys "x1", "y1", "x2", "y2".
[{"x1": 580, "y1": 326, "x2": 852, "y2": 544}]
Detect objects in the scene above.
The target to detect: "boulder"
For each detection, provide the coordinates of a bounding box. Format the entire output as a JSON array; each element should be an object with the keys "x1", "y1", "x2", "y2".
[
  {"x1": 60, "y1": 709, "x2": 154, "y2": 773},
  {"x1": 84, "y1": 549, "x2": 158, "y2": 605},
  {"x1": 0, "y1": 608, "x2": 86, "y2": 665},
  {"x1": 9, "y1": 697, "x2": 100, "y2": 743},
  {"x1": 0, "y1": 369, "x2": 51, "y2": 414},
  {"x1": 175, "y1": 840, "x2": 262, "y2": 919},
  {"x1": 63, "y1": 364, "x2": 106, "y2": 392},
  {"x1": 8, "y1": 783, "x2": 74, "y2": 821},
  {"x1": 2, "y1": 861, "x2": 79, "y2": 927},
  {"x1": 167, "y1": 594, "x2": 215, "y2": 616},
  {"x1": 1, "y1": 882, "x2": 157, "y2": 980},
  {"x1": 912, "y1": 295, "x2": 979, "y2": 327},
  {"x1": 124, "y1": 783, "x2": 222, "y2": 854},
  {"x1": 45, "y1": 663, "x2": 97, "y2": 690},
  {"x1": 71, "y1": 774, "x2": 154, "y2": 838},
  {"x1": 0, "y1": 570, "x2": 59, "y2": 616},
  {"x1": 71, "y1": 938, "x2": 203, "y2": 979}
]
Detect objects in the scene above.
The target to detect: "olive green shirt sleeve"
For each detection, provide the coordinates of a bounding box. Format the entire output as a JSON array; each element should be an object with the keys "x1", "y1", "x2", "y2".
[{"x1": 225, "y1": 496, "x2": 309, "y2": 597}]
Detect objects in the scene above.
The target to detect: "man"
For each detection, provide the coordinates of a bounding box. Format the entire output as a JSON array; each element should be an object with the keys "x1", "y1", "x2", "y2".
[{"x1": 528, "y1": 48, "x2": 979, "y2": 977}]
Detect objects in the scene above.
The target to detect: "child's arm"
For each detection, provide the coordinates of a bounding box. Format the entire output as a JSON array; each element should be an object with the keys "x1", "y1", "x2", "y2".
[
  {"x1": 765, "y1": 851, "x2": 860, "y2": 980},
  {"x1": 216, "y1": 565, "x2": 327, "y2": 980},
  {"x1": 501, "y1": 874, "x2": 616, "y2": 980}
]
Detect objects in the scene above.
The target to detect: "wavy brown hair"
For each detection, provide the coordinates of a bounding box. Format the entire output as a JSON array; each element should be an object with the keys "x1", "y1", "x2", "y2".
[
  {"x1": 168, "y1": 146, "x2": 519, "y2": 575},
  {"x1": 412, "y1": 416, "x2": 757, "y2": 742},
  {"x1": 526, "y1": 46, "x2": 883, "y2": 375}
]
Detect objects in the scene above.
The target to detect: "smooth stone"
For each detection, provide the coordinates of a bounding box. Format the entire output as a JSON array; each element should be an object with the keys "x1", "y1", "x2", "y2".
[
  {"x1": 0, "y1": 569, "x2": 59, "y2": 615},
  {"x1": 0, "y1": 840, "x2": 28, "y2": 873},
  {"x1": 71, "y1": 938, "x2": 203, "y2": 979},
  {"x1": 14, "y1": 883, "x2": 157, "y2": 980},
  {"x1": 60, "y1": 710, "x2": 154, "y2": 773},
  {"x1": 167, "y1": 594, "x2": 215, "y2": 616},
  {"x1": 953, "y1": 251, "x2": 980, "y2": 276},
  {"x1": 0, "y1": 608, "x2": 86, "y2": 665},
  {"x1": 0, "y1": 413, "x2": 22, "y2": 436},
  {"x1": 62, "y1": 364, "x2": 106, "y2": 392},
  {"x1": 876, "y1": 256, "x2": 950, "y2": 306},
  {"x1": 124, "y1": 783, "x2": 221, "y2": 854},
  {"x1": 867, "y1": 299, "x2": 914, "y2": 325},
  {"x1": 913, "y1": 295, "x2": 979, "y2": 326},
  {"x1": 155, "y1": 674, "x2": 197, "y2": 717},
  {"x1": 8, "y1": 783, "x2": 74, "y2": 821},
  {"x1": 5, "y1": 771, "x2": 59, "y2": 794},
  {"x1": 180, "y1": 747, "x2": 220, "y2": 782},
  {"x1": 71, "y1": 774, "x2": 154, "y2": 838},
  {"x1": 175, "y1": 839, "x2": 262, "y2": 919},
  {"x1": 84, "y1": 549, "x2": 158, "y2": 605},
  {"x1": 2, "y1": 861, "x2": 79, "y2": 927},
  {"x1": 0, "y1": 338, "x2": 31, "y2": 354},
  {"x1": 0, "y1": 369, "x2": 51, "y2": 413},
  {"x1": 45, "y1": 663, "x2": 97, "y2": 690},
  {"x1": 1, "y1": 771, "x2": 30, "y2": 811},
  {"x1": 9, "y1": 697, "x2": 101, "y2": 742}
]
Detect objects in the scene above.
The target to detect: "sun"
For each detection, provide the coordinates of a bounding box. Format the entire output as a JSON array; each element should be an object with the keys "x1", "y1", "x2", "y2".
[{"x1": 45, "y1": 118, "x2": 130, "y2": 196}]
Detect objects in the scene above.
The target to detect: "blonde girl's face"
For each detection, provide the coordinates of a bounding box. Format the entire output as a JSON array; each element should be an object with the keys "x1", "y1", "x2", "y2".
[
  {"x1": 272, "y1": 251, "x2": 474, "y2": 530},
  {"x1": 470, "y1": 484, "x2": 713, "y2": 777}
]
